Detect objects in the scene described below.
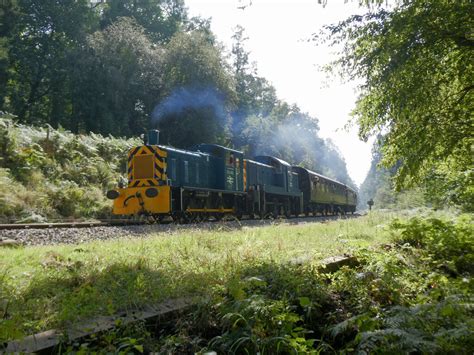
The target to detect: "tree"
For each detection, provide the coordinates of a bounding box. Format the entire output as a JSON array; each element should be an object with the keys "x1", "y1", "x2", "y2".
[
  {"x1": 5, "y1": 0, "x2": 97, "y2": 125},
  {"x1": 154, "y1": 30, "x2": 236, "y2": 147},
  {"x1": 320, "y1": 0, "x2": 473, "y2": 208},
  {"x1": 0, "y1": 0, "x2": 20, "y2": 110},
  {"x1": 99, "y1": 0, "x2": 187, "y2": 43},
  {"x1": 230, "y1": 25, "x2": 278, "y2": 144},
  {"x1": 73, "y1": 17, "x2": 163, "y2": 136}
]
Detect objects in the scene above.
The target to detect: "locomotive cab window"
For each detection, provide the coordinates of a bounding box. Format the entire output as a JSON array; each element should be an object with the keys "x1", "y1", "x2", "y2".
[{"x1": 170, "y1": 159, "x2": 177, "y2": 180}]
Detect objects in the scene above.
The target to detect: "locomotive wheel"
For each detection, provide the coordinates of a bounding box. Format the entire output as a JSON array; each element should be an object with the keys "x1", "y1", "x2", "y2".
[
  {"x1": 271, "y1": 207, "x2": 278, "y2": 219},
  {"x1": 152, "y1": 214, "x2": 164, "y2": 223}
]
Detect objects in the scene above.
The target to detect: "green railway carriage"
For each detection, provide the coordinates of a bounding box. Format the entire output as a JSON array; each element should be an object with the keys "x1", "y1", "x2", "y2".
[
  {"x1": 293, "y1": 166, "x2": 357, "y2": 214},
  {"x1": 245, "y1": 156, "x2": 303, "y2": 217}
]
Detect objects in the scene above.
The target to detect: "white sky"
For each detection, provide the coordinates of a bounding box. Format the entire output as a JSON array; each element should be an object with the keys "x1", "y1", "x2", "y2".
[{"x1": 185, "y1": 0, "x2": 373, "y2": 186}]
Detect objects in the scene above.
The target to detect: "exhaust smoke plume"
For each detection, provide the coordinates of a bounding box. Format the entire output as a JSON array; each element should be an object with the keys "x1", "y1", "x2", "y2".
[
  {"x1": 151, "y1": 86, "x2": 230, "y2": 147},
  {"x1": 152, "y1": 86, "x2": 226, "y2": 124}
]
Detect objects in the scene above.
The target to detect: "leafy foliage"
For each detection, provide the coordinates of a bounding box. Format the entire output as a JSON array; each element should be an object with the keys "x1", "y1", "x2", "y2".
[
  {"x1": 73, "y1": 17, "x2": 163, "y2": 136},
  {"x1": 392, "y1": 215, "x2": 474, "y2": 275},
  {"x1": 320, "y1": 0, "x2": 474, "y2": 209}
]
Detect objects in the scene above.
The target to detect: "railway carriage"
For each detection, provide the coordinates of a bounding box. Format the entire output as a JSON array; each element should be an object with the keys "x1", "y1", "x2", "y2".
[{"x1": 292, "y1": 166, "x2": 357, "y2": 215}]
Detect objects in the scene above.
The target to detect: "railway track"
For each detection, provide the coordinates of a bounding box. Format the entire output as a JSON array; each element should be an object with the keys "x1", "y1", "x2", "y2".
[
  {"x1": 0, "y1": 213, "x2": 361, "y2": 231},
  {"x1": 0, "y1": 214, "x2": 362, "y2": 246},
  {"x1": 0, "y1": 219, "x2": 144, "y2": 230}
]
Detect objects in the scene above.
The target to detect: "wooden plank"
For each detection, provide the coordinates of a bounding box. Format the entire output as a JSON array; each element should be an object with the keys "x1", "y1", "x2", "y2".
[{"x1": 5, "y1": 297, "x2": 196, "y2": 353}]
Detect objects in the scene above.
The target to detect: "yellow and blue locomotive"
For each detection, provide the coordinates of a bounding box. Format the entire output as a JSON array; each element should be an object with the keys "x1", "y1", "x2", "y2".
[{"x1": 106, "y1": 130, "x2": 357, "y2": 220}]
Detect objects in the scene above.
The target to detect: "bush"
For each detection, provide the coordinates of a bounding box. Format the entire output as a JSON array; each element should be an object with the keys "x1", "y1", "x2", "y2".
[
  {"x1": 391, "y1": 216, "x2": 474, "y2": 274},
  {"x1": 0, "y1": 115, "x2": 140, "y2": 221}
]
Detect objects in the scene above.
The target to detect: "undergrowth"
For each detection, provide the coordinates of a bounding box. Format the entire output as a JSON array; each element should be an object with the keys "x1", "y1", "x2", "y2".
[
  {"x1": 92, "y1": 214, "x2": 472, "y2": 354},
  {"x1": 1, "y1": 213, "x2": 472, "y2": 353},
  {"x1": 0, "y1": 114, "x2": 140, "y2": 222}
]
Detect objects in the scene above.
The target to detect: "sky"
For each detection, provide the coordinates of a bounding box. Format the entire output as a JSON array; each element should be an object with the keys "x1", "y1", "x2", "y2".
[{"x1": 185, "y1": 0, "x2": 373, "y2": 186}]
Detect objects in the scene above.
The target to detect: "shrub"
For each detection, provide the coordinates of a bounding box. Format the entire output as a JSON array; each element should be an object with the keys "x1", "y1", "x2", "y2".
[
  {"x1": 0, "y1": 115, "x2": 140, "y2": 221},
  {"x1": 391, "y1": 216, "x2": 474, "y2": 274}
]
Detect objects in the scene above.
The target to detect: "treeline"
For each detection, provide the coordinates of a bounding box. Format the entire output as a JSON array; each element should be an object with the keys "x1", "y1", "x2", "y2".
[
  {"x1": 359, "y1": 136, "x2": 472, "y2": 212},
  {"x1": 358, "y1": 137, "x2": 426, "y2": 211},
  {"x1": 0, "y1": 0, "x2": 354, "y2": 186}
]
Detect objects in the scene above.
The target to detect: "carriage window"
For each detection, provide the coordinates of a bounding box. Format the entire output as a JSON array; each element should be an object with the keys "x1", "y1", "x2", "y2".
[
  {"x1": 184, "y1": 161, "x2": 189, "y2": 183},
  {"x1": 196, "y1": 162, "x2": 200, "y2": 184},
  {"x1": 235, "y1": 157, "x2": 240, "y2": 168},
  {"x1": 171, "y1": 159, "x2": 177, "y2": 179}
]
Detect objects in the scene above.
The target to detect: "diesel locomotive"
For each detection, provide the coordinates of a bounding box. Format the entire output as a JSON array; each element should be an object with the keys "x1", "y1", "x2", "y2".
[{"x1": 106, "y1": 130, "x2": 357, "y2": 221}]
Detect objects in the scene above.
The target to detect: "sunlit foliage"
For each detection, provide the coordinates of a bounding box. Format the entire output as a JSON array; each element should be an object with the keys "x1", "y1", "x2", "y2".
[{"x1": 320, "y1": 0, "x2": 473, "y2": 209}]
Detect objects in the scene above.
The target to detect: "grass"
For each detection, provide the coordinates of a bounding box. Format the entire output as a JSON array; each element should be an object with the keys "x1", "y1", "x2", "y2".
[{"x1": 0, "y1": 212, "x2": 393, "y2": 341}]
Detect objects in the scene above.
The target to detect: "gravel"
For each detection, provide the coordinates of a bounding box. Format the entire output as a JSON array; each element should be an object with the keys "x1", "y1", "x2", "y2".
[{"x1": 0, "y1": 215, "x2": 359, "y2": 246}]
